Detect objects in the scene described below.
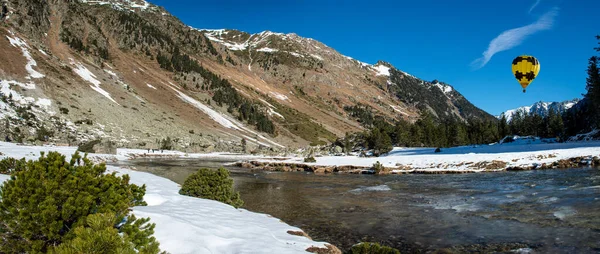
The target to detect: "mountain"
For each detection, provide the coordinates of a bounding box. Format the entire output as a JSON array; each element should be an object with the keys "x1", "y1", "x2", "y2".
[
  {"x1": 0, "y1": 0, "x2": 494, "y2": 152},
  {"x1": 499, "y1": 99, "x2": 580, "y2": 121}
]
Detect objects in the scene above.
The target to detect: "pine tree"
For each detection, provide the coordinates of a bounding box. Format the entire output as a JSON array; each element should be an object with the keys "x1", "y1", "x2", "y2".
[
  {"x1": 548, "y1": 109, "x2": 564, "y2": 138},
  {"x1": 51, "y1": 213, "x2": 162, "y2": 254},
  {"x1": 0, "y1": 152, "x2": 158, "y2": 253},
  {"x1": 373, "y1": 130, "x2": 393, "y2": 156},
  {"x1": 585, "y1": 56, "x2": 600, "y2": 126},
  {"x1": 498, "y1": 114, "x2": 509, "y2": 138},
  {"x1": 179, "y1": 168, "x2": 244, "y2": 208}
]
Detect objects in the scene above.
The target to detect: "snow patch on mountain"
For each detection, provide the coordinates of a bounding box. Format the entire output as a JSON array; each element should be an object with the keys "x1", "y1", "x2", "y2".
[
  {"x1": 170, "y1": 86, "x2": 241, "y2": 131},
  {"x1": 167, "y1": 85, "x2": 285, "y2": 148},
  {"x1": 268, "y1": 108, "x2": 285, "y2": 119},
  {"x1": 287, "y1": 52, "x2": 304, "y2": 58},
  {"x1": 256, "y1": 47, "x2": 278, "y2": 53},
  {"x1": 6, "y1": 33, "x2": 45, "y2": 79},
  {"x1": 390, "y1": 104, "x2": 409, "y2": 116},
  {"x1": 71, "y1": 62, "x2": 119, "y2": 105},
  {"x1": 310, "y1": 54, "x2": 323, "y2": 61},
  {"x1": 373, "y1": 64, "x2": 390, "y2": 76},
  {"x1": 434, "y1": 82, "x2": 453, "y2": 94},
  {"x1": 259, "y1": 99, "x2": 275, "y2": 108},
  {"x1": 0, "y1": 80, "x2": 54, "y2": 118},
  {"x1": 269, "y1": 92, "x2": 290, "y2": 101},
  {"x1": 79, "y1": 0, "x2": 156, "y2": 12}
]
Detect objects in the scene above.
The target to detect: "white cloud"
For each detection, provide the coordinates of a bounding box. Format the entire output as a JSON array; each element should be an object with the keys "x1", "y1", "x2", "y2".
[
  {"x1": 529, "y1": 0, "x2": 541, "y2": 14},
  {"x1": 471, "y1": 7, "x2": 558, "y2": 70}
]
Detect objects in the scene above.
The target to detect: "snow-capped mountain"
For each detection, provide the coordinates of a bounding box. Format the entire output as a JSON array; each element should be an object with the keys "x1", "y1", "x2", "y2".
[
  {"x1": 199, "y1": 29, "x2": 494, "y2": 121},
  {"x1": 499, "y1": 99, "x2": 580, "y2": 121}
]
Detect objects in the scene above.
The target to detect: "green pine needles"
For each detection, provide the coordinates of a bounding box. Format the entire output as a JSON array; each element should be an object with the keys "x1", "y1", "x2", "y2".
[
  {"x1": 179, "y1": 168, "x2": 244, "y2": 208},
  {"x1": 350, "y1": 242, "x2": 401, "y2": 254},
  {"x1": 0, "y1": 151, "x2": 164, "y2": 253}
]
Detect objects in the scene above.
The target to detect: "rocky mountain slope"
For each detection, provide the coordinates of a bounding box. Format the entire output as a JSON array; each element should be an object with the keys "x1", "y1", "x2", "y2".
[
  {"x1": 499, "y1": 99, "x2": 580, "y2": 121},
  {"x1": 0, "y1": 0, "x2": 494, "y2": 152}
]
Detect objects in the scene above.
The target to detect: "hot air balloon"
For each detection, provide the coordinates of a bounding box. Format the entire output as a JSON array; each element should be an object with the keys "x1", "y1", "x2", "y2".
[{"x1": 512, "y1": 55, "x2": 540, "y2": 93}]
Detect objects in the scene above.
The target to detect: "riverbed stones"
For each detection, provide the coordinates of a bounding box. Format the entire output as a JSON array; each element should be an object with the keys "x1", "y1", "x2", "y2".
[{"x1": 237, "y1": 155, "x2": 598, "y2": 174}]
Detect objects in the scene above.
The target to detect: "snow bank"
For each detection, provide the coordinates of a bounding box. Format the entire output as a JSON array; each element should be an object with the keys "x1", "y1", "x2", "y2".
[
  {"x1": 119, "y1": 167, "x2": 329, "y2": 253},
  {"x1": 568, "y1": 129, "x2": 600, "y2": 142},
  {"x1": 252, "y1": 141, "x2": 600, "y2": 172},
  {"x1": 499, "y1": 135, "x2": 556, "y2": 145},
  {"x1": 0, "y1": 142, "x2": 330, "y2": 253}
]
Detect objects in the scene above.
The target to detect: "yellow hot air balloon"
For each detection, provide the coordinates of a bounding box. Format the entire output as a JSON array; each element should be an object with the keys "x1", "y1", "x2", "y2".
[{"x1": 512, "y1": 55, "x2": 540, "y2": 93}]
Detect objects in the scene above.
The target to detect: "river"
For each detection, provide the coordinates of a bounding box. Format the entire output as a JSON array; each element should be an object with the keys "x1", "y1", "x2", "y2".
[{"x1": 112, "y1": 158, "x2": 600, "y2": 253}]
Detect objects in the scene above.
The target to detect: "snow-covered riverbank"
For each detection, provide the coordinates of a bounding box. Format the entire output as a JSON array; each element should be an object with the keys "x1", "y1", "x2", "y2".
[
  {"x1": 0, "y1": 142, "x2": 335, "y2": 254},
  {"x1": 242, "y1": 139, "x2": 600, "y2": 173}
]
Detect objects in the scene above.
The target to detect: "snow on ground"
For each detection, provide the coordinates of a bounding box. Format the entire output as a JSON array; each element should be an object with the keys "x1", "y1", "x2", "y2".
[
  {"x1": 72, "y1": 62, "x2": 119, "y2": 105},
  {"x1": 6, "y1": 33, "x2": 45, "y2": 79},
  {"x1": 35, "y1": 98, "x2": 52, "y2": 109},
  {"x1": 256, "y1": 47, "x2": 278, "y2": 53},
  {"x1": 568, "y1": 129, "x2": 600, "y2": 142},
  {"x1": 389, "y1": 104, "x2": 409, "y2": 116},
  {"x1": 253, "y1": 141, "x2": 600, "y2": 173},
  {"x1": 269, "y1": 91, "x2": 290, "y2": 101},
  {"x1": 287, "y1": 52, "x2": 304, "y2": 58},
  {"x1": 373, "y1": 64, "x2": 390, "y2": 76},
  {"x1": 104, "y1": 69, "x2": 118, "y2": 77},
  {"x1": 169, "y1": 86, "x2": 241, "y2": 130},
  {"x1": 0, "y1": 142, "x2": 327, "y2": 253},
  {"x1": 259, "y1": 98, "x2": 275, "y2": 108},
  {"x1": 166, "y1": 85, "x2": 285, "y2": 148},
  {"x1": 0, "y1": 80, "x2": 51, "y2": 112},
  {"x1": 146, "y1": 83, "x2": 157, "y2": 90},
  {"x1": 268, "y1": 108, "x2": 285, "y2": 119},
  {"x1": 310, "y1": 54, "x2": 323, "y2": 61},
  {"x1": 38, "y1": 49, "x2": 48, "y2": 56},
  {"x1": 433, "y1": 82, "x2": 453, "y2": 94},
  {"x1": 79, "y1": 0, "x2": 155, "y2": 12}
]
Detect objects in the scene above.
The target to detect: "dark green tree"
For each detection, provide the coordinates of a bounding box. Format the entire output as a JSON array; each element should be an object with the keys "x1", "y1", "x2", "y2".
[
  {"x1": 51, "y1": 213, "x2": 162, "y2": 254},
  {"x1": 179, "y1": 168, "x2": 244, "y2": 208},
  {"x1": 0, "y1": 152, "x2": 158, "y2": 253},
  {"x1": 498, "y1": 114, "x2": 509, "y2": 138},
  {"x1": 586, "y1": 56, "x2": 600, "y2": 125},
  {"x1": 350, "y1": 242, "x2": 401, "y2": 254}
]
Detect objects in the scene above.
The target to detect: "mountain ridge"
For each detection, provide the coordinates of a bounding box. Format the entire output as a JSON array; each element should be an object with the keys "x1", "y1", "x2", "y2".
[
  {"x1": 0, "y1": 0, "x2": 495, "y2": 153},
  {"x1": 499, "y1": 99, "x2": 581, "y2": 121}
]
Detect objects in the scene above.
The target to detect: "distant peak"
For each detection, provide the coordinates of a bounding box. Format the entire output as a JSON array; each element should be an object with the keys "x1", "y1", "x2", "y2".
[{"x1": 375, "y1": 60, "x2": 392, "y2": 67}]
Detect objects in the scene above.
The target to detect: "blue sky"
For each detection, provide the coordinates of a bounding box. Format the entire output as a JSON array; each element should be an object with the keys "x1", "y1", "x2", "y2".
[{"x1": 150, "y1": 0, "x2": 599, "y2": 115}]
